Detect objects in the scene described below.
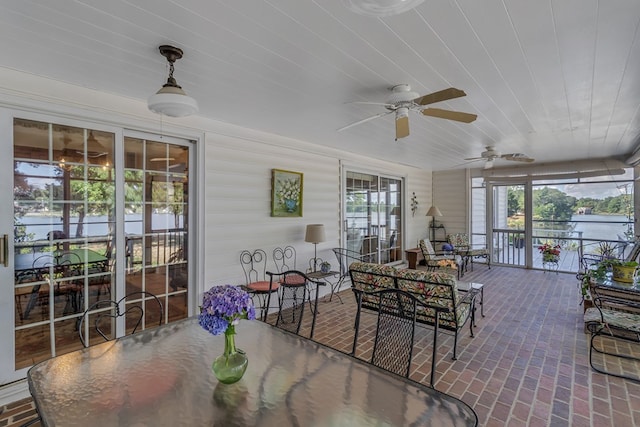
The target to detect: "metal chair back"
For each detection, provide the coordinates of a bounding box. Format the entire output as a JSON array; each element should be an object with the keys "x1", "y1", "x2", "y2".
[
  {"x1": 273, "y1": 246, "x2": 297, "y2": 273},
  {"x1": 78, "y1": 291, "x2": 164, "y2": 347},
  {"x1": 352, "y1": 288, "x2": 418, "y2": 378},
  {"x1": 240, "y1": 249, "x2": 268, "y2": 285}
]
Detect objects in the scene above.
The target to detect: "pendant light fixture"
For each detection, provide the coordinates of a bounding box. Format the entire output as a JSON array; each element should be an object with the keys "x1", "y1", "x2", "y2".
[{"x1": 147, "y1": 45, "x2": 199, "y2": 117}]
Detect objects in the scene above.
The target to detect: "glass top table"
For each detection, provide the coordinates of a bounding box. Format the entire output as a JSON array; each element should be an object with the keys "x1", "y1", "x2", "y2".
[{"x1": 28, "y1": 318, "x2": 478, "y2": 426}]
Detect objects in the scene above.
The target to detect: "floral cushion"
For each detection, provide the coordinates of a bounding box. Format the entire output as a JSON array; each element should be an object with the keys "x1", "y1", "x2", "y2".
[
  {"x1": 348, "y1": 262, "x2": 472, "y2": 332},
  {"x1": 349, "y1": 262, "x2": 397, "y2": 307},
  {"x1": 396, "y1": 269, "x2": 468, "y2": 329},
  {"x1": 584, "y1": 307, "x2": 640, "y2": 333}
]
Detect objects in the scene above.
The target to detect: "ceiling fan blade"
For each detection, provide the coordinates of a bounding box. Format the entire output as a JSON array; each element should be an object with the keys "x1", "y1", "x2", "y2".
[
  {"x1": 347, "y1": 101, "x2": 395, "y2": 108},
  {"x1": 337, "y1": 111, "x2": 393, "y2": 132},
  {"x1": 396, "y1": 115, "x2": 409, "y2": 139},
  {"x1": 463, "y1": 156, "x2": 484, "y2": 161},
  {"x1": 502, "y1": 153, "x2": 535, "y2": 163},
  {"x1": 414, "y1": 87, "x2": 467, "y2": 106},
  {"x1": 421, "y1": 108, "x2": 477, "y2": 123}
]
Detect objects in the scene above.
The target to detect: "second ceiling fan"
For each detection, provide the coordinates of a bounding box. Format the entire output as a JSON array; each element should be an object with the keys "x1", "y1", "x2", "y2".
[
  {"x1": 464, "y1": 145, "x2": 535, "y2": 169},
  {"x1": 338, "y1": 84, "x2": 477, "y2": 140}
]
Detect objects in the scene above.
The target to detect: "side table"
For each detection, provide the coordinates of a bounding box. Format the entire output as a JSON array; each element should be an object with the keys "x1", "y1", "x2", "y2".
[
  {"x1": 405, "y1": 248, "x2": 423, "y2": 269},
  {"x1": 457, "y1": 281, "x2": 485, "y2": 321},
  {"x1": 307, "y1": 270, "x2": 343, "y2": 303}
]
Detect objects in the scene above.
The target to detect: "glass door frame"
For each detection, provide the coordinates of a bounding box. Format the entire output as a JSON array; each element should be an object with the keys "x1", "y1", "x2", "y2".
[
  {"x1": 0, "y1": 108, "x2": 198, "y2": 384},
  {"x1": 340, "y1": 164, "x2": 405, "y2": 265},
  {"x1": 487, "y1": 181, "x2": 532, "y2": 268}
]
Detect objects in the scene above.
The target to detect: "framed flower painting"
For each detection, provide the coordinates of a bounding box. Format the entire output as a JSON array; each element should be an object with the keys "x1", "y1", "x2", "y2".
[{"x1": 271, "y1": 169, "x2": 303, "y2": 217}]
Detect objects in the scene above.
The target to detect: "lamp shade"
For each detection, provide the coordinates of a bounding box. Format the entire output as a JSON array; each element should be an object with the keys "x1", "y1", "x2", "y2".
[
  {"x1": 147, "y1": 86, "x2": 199, "y2": 117},
  {"x1": 390, "y1": 206, "x2": 400, "y2": 216},
  {"x1": 426, "y1": 206, "x2": 442, "y2": 217},
  {"x1": 148, "y1": 45, "x2": 199, "y2": 118},
  {"x1": 305, "y1": 224, "x2": 326, "y2": 244}
]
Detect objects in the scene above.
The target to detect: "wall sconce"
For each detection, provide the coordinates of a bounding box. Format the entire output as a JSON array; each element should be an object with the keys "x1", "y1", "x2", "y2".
[
  {"x1": 148, "y1": 45, "x2": 199, "y2": 117},
  {"x1": 411, "y1": 192, "x2": 419, "y2": 217}
]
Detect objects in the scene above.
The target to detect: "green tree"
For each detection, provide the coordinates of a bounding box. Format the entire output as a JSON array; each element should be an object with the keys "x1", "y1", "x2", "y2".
[{"x1": 533, "y1": 187, "x2": 575, "y2": 221}]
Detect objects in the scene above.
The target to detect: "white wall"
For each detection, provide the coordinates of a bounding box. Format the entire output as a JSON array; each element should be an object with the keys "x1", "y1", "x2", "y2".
[
  {"x1": 432, "y1": 169, "x2": 469, "y2": 238},
  {"x1": 203, "y1": 133, "x2": 432, "y2": 291}
]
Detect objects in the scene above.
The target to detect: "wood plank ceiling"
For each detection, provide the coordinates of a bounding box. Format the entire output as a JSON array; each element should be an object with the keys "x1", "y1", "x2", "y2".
[{"x1": 0, "y1": 0, "x2": 639, "y2": 171}]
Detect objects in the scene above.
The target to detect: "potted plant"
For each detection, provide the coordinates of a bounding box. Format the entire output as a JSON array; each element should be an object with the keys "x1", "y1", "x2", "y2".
[
  {"x1": 600, "y1": 258, "x2": 639, "y2": 283},
  {"x1": 538, "y1": 242, "x2": 561, "y2": 263},
  {"x1": 320, "y1": 261, "x2": 331, "y2": 273},
  {"x1": 579, "y1": 264, "x2": 607, "y2": 308}
]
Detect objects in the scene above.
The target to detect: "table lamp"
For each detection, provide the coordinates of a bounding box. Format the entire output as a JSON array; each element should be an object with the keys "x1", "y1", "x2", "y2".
[
  {"x1": 305, "y1": 224, "x2": 326, "y2": 272},
  {"x1": 426, "y1": 206, "x2": 442, "y2": 227}
]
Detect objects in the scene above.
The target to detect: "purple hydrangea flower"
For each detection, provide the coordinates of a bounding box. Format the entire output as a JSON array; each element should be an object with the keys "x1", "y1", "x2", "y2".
[{"x1": 198, "y1": 285, "x2": 256, "y2": 335}]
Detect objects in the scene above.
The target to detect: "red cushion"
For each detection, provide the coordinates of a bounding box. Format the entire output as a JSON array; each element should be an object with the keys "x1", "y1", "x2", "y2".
[
  {"x1": 246, "y1": 281, "x2": 278, "y2": 292},
  {"x1": 279, "y1": 274, "x2": 306, "y2": 286}
]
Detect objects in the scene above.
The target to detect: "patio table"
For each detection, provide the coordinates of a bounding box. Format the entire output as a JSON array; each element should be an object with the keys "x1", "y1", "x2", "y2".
[{"x1": 27, "y1": 317, "x2": 478, "y2": 426}]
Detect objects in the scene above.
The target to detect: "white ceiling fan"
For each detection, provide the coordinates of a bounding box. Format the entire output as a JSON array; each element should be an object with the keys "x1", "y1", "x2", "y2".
[
  {"x1": 338, "y1": 84, "x2": 477, "y2": 140},
  {"x1": 464, "y1": 145, "x2": 534, "y2": 169}
]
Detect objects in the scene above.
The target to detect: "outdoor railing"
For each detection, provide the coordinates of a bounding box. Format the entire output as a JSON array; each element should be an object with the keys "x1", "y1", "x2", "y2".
[{"x1": 491, "y1": 229, "x2": 632, "y2": 272}]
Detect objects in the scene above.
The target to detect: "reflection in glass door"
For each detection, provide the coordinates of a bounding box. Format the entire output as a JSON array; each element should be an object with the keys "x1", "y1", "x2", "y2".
[
  {"x1": 344, "y1": 171, "x2": 402, "y2": 264},
  {"x1": 11, "y1": 118, "x2": 190, "y2": 372},
  {"x1": 123, "y1": 136, "x2": 189, "y2": 328}
]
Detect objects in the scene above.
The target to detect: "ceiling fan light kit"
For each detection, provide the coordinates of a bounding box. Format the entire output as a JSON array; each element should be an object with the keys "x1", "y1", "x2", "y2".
[
  {"x1": 148, "y1": 45, "x2": 199, "y2": 118},
  {"x1": 338, "y1": 84, "x2": 477, "y2": 140},
  {"x1": 343, "y1": 0, "x2": 425, "y2": 17}
]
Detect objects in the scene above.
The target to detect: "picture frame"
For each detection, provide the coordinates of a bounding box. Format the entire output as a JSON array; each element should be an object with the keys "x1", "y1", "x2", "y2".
[{"x1": 271, "y1": 169, "x2": 303, "y2": 217}]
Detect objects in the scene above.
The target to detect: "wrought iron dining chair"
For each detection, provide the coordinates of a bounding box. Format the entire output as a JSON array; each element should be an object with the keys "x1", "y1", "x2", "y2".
[
  {"x1": 351, "y1": 288, "x2": 418, "y2": 379},
  {"x1": 78, "y1": 291, "x2": 164, "y2": 347},
  {"x1": 273, "y1": 245, "x2": 312, "y2": 306},
  {"x1": 240, "y1": 249, "x2": 279, "y2": 321},
  {"x1": 266, "y1": 270, "x2": 324, "y2": 338}
]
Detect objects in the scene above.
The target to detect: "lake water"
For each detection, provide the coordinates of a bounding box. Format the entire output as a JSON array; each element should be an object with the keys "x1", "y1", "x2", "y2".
[
  {"x1": 571, "y1": 214, "x2": 633, "y2": 241},
  {"x1": 16, "y1": 213, "x2": 184, "y2": 240}
]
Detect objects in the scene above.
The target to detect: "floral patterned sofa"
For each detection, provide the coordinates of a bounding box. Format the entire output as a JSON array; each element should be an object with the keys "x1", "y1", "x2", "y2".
[{"x1": 348, "y1": 261, "x2": 475, "y2": 360}]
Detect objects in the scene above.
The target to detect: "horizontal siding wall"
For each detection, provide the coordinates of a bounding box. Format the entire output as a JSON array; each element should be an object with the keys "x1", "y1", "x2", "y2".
[
  {"x1": 204, "y1": 134, "x2": 340, "y2": 287},
  {"x1": 204, "y1": 133, "x2": 432, "y2": 294},
  {"x1": 433, "y1": 169, "x2": 469, "y2": 239}
]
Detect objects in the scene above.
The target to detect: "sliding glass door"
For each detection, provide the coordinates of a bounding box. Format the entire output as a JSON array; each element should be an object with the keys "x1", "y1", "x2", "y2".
[
  {"x1": 344, "y1": 171, "x2": 403, "y2": 264},
  {"x1": 3, "y1": 114, "x2": 193, "y2": 381}
]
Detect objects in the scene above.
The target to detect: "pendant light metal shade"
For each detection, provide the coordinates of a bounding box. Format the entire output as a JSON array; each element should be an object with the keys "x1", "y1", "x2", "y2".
[{"x1": 148, "y1": 45, "x2": 199, "y2": 117}]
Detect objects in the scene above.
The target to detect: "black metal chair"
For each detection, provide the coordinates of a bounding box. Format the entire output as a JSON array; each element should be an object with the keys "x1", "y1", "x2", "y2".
[
  {"x1": 77, "y1": 291, "x2": 163, "y2": 347},
  {"x1": 351, "y1": 288, "x2": 418, "y2": 380},
  {"x1": 331, "y1": 247, "x2": 364, "y2": 302},
  {"x1": 266, "y1": 270, "x2": 324, "y2": 339},
  {"x1": 241, "y1": 249, "x2": 279, "y2": 321}
]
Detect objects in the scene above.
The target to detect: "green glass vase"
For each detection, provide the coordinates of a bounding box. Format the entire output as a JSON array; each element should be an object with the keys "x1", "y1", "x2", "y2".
[{"x1": 212, "y1": 325, "x2": 248, "y2": 384}]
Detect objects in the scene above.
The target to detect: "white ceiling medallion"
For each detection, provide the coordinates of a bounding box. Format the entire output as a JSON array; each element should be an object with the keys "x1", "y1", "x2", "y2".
[
  {"x1": 343, "y1": 0, "x2": 425, "y2": 17},
  {"x1": 147, "y1": 45, "x2": 199, "y2": 118}
]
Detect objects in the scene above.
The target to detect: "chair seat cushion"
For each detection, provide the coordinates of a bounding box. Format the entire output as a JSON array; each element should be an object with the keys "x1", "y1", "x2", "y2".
[
  {"x1": 247, "y1": 281, "x2": 278, "y2": 292},
  {"x1": 279, "y1": 274, "x2": 306, "y2": 286}
]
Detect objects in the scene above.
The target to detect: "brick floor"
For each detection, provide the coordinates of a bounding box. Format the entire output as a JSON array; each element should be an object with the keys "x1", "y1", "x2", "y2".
[{"x1": 4, "y1": 265, "x2": 640, "y2": 426}]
